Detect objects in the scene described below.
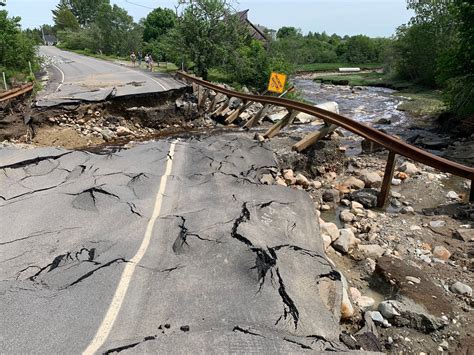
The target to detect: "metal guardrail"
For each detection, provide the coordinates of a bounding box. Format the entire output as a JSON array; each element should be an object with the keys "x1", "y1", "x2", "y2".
[
  {"x1": 176, "y1": 71, "x2": 474, "y2": 203},
  {"x1": 0, "y1": 83, "x2": 34, "y2": 103}
]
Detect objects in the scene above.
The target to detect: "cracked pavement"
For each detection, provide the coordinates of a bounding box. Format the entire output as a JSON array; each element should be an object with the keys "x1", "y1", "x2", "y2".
[{"x1": 0, "y1": 135, "x2": 347, "y2": 353}]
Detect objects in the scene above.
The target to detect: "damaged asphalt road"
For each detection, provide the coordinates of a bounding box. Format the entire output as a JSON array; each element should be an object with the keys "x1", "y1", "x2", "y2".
[
  {"x1": 0, "y1": 135, "x2": 347, "y2": 353},
  {"x1": 37, "y1": 46, "x2": 185, "y2": 107}
]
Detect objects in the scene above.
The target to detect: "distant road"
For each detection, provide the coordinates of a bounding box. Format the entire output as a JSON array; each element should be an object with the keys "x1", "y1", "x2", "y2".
[{"x1": 37, "y1": 46, "x2": 185, "y2": 107}]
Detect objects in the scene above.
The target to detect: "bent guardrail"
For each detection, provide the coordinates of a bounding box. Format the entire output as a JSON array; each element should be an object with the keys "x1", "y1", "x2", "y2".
[{"x1": 176, "y1": 71, "x2": 474, "y2": 205}]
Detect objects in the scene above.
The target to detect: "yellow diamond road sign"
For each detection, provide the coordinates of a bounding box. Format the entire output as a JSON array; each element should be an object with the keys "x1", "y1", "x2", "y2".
[{"x1": 267, "y1": 72, "x2": 287, "y2": 94}]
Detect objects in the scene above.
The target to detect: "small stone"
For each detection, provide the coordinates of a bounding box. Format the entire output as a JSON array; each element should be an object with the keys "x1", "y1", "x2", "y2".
[
  {"x1": 356, "y1": 296, "x2": 375, "y2": 309},
  {"x1": 378, "y1": 301, "x2": 401, "y2": 319},
  {"x1": 116, "y1": 126, "x2": 133, "y2": 136},
  {"x1": 340, "y1": 209, "x2": 355, "y2": 223},
  {"x1": 410, "y1": 225, "x2": 422, "y2": 231},
  {"x1": 400, "y1": 206, "x2": 414, "y2": 214},
  {"x1": 349, "y1": 287, "x2": 362, "y2": 301},
  {"x1": 405, "y1": 276, "x2": 421, "y2": 284},
  {"x1": 295, "y1": 173, "x2": 310, "y2": 188},
  {"x1": 399, "y1": 162, "x2": 419, "y2": 175},
  {"x1": 47, "y1": 117, "x2": 56, "y2": 123},
  {"x1": 321, "y1": 204, "x2": 331, "y2": 211},
  {"x1": 332, "y1": 228, "x2": 357, "y2": 254},
  {"x1": 322, "y1": 189, "x2": 340, "y2": 203},
  {"x1": 450, "y1": 281, "x2": 472, "y2": 296},
  {"x1": 396, "y1": 171, "x2": 409, "y2": 180},
  {"x1": 274, "y1": 177, "x2": 287, "y2": 186},
  {"x1": 351, "y1": 201, "x2": 364, "y2": 210},
  {"x1": 358, "y1": 244, "x2": 385, "y2": 258},
  {"x1": 180, "y1": 325, "x2": 190, "y2": 332},
  {"x1": 391, "y1": 178, "x2": 402, "y2": 186},
  {"x1": 359, "y1": 170, "x2": 382, "y2": 188},
  {"x1": 322, "y1": 234, "x2": 332, "y2": 251},
  {"x1": 343, "y1": 177, "x2": 365, "y2": 190},
  {"x1": 446, "y1": 191, "x2": 459, "y2": 199},
  {"x1": 439, "y1": 340, "x2": 449, "y2": 350},
  {"x1": 282, "y1": 169, "x2": 295, "y2": 185},
  {"x1": 164, "y1": 323, "x2": 171, "y2": 329},
  {"x1": 454, "y1": 228, "x2": 474, "y2": 242},
  {"x1": 390, "y1": 191, "x2": 402, "y2": 198},
  {"x1": 341, "y1": 287, "x2": 354, "y2": 320},
  {"x1": 430, "y1": 220, "x2": 446, "y2": 228},
  {"x1": 366, "y1": 210, "x2": 377, "y2": 219},
  {"x1": 367, "y1": 311, "x2": 386, "y2": 325},
  {"x1": 432, "y1": 246, "x2": 451, "y2": 260},
  {"x1": 310, "y1": 180, "x2": 322, "y2": 189},
  {"x1": 260, "y1": 174, "x2": 274, "y2": 185},
  {"x1": 254, "y1": 133, "x2": 265, "y2": 142},
  {"x1": 321, "y1": 223, "x2": 340, "y2": 242}
]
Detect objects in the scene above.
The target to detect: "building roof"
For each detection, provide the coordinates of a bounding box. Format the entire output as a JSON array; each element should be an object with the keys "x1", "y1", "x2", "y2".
[{"x1": 235, "y1": 9, "x2": 268, "y2": 43}]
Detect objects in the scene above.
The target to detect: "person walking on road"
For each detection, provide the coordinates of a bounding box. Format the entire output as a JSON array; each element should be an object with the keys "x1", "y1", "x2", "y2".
[
  {"x1": 130, "y1": 51, "x2": 137, "y2": 67},
  {"x1": 147, "y1": 53, "x2": 154, "y2": 72},
  {"x1": 137, "y1": 51, "x2": 142, "y2": 68}
]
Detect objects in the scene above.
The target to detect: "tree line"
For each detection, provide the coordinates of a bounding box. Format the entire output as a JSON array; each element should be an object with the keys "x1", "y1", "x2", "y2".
[
  {"x1": 0, "y1": 10, "x2": 37, "y2": 85},
  {"x1": 388, "y1": 0, "x2": 473, "y2": 117}
]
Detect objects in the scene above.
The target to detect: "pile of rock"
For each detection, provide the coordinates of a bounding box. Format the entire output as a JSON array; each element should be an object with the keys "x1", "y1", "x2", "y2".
[
  {"x1": 47, "y1": 109, "x2": 155, "y2": 142},
  {"x1": 259, "y1": 168, "x2": 322, "y2": 191}
]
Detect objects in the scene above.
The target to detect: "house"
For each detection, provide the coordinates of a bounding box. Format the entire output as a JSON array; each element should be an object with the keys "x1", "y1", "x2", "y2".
[
  {"x1": 43, "y1": 35, "x2": 57, "y2": 46},
  {"x1": 236, "y1": 9, "x2": 269, "y2": 46}
]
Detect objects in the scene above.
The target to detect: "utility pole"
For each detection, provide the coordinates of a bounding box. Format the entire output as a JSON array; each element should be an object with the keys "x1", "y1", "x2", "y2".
[{"x1": 41, "y1": 25, "x2": 46, "y2": 45}]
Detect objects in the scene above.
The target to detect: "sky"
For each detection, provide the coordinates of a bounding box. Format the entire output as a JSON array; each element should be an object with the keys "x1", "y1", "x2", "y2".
[{"x1": 4, "y1": 0, "x2": 414, "y2": 37}]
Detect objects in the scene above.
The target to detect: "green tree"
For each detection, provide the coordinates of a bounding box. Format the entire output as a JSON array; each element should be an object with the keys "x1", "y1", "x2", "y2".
[
  {"x1": 143, "y1": 7, "x2": 176, "y2": 42},
  {"x1": 276, "y1": 26, "x2": 301, "y2": 39},
  {"x1": 53, "y1": 2, "x2": 80, "y2": 31},
  {"x1": 174, "y1": 0, "x2": 246, "y2": 79},
  {"x1": 344, "y1": 35, "x2": 377, "y2": 63},
  {"x1": 0, "y1": 10, "x2": 37, "y2": 77},
  {"x1": 60, "y1": 0, "x2": 109, "y2": 26}
]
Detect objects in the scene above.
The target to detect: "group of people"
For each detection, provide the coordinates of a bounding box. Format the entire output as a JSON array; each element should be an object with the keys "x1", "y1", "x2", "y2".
[{"x1": 130, "y1": 51, "x2": 154, "y2": 71}]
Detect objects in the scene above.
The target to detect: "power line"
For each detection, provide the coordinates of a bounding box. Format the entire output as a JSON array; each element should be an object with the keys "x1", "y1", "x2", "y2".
[{"x1": 124, "y1": 0, "x2": 154, "y2": 10}]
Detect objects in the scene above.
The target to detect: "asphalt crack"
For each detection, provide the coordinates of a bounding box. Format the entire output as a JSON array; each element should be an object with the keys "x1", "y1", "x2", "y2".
[
  {"x1": 0, "y1": 152, "x2": 72, "y2": 170},
  {"x1": 233, "y1": 326, "x2": 264, "y2": 337}
]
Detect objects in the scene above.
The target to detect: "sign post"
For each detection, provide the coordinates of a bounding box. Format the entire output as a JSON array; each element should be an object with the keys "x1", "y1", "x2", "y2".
[{"x1": 267, "y1": 72, "x2": 287, "y2": 94}]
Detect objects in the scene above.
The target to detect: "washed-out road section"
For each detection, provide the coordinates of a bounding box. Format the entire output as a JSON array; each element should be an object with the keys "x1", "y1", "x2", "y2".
[
  {"x1": 0, "y1": 135, "x2": 346, "y2": 353},
  {"x1": 37, "y1": 46, "x2": 185, "y2": 107}
]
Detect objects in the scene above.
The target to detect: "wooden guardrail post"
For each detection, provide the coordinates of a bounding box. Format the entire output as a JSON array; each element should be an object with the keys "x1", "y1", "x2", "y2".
[
  {"x1": 377, "y1": 151, "x2": 397, "y2": 207},
  {"x1": 212, "y1": 97, "x2": 230, "y2": 116},
  {"x1": 209, "y1": 93, "x2": 221, "y2": 112},
  {"x1": 244, "y1": 104, "x2": 269, "y2": 130},
  {"x1": 292, "y1": 123, "x2": 338, "y2": 152},
  {"x1": 264, "y1": 110, "x2": 298, "y2": 139},
  {"x1": 225, "y1": 100, "x2": 251, "y2": 124}
]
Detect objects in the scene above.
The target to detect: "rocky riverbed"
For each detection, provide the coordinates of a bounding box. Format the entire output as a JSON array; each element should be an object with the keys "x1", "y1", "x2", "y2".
[{"x1": 258, "y1": 131, "x2": 473, "y2": 354}]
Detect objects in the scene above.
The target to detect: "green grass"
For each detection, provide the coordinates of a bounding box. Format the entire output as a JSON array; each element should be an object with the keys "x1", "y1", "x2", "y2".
[
  {"x1": 295, "y1": 62, "x2": 383, "y2": 72},
  {"x1": 208, "y1": 68, "x2": 232, "y2": 84},
  {"x1": 64, "y1": 48, "x2": 129, "y2": 62},
  {"x1": 394, "y1": 90, "x2": 446, "y2": 116}
]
